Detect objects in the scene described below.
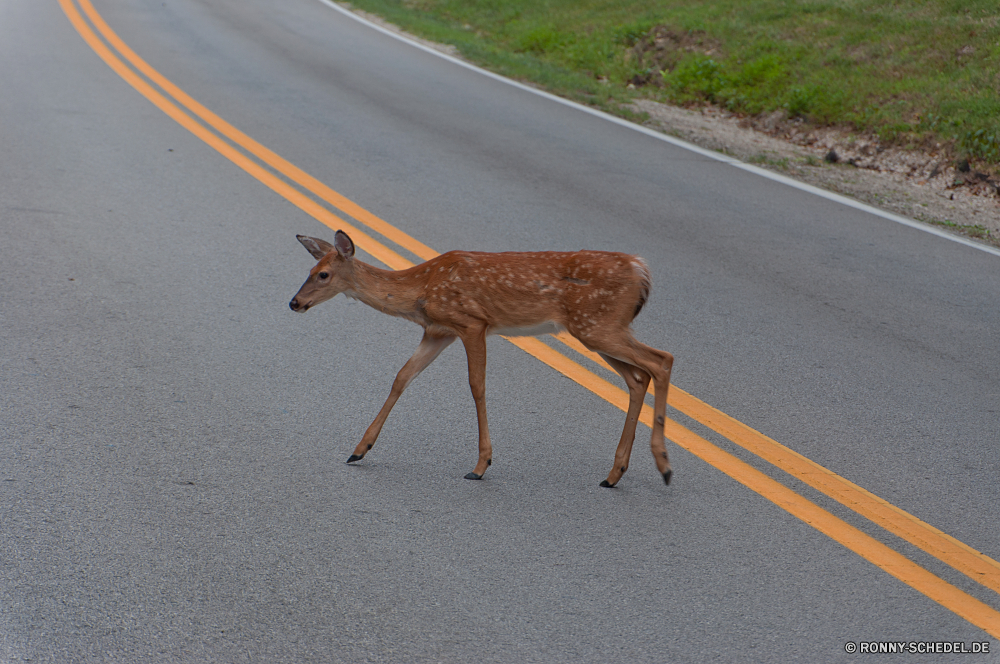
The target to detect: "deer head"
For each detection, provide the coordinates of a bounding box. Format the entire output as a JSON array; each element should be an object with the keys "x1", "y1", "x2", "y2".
[{"x1": 288, "y1": 231, "x2": 356, "y2": 312}]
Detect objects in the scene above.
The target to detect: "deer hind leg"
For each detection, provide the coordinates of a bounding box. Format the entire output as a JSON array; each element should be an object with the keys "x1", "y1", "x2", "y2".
[
  {"x1": 347, "y1": 332, "x2": 455, "y2": 464},
  {"x1": 584, "y1": 334, "x2": 674, "y2": 486},
  {"x1": 648, "y1": 347, "x2": 674, "y2": 485},
  {"x1": 459, "y1": 325, "x2": 492, "y2": 480},
  {"x1": 598, "y1": 354, "x2": 651, "y2": 488}
]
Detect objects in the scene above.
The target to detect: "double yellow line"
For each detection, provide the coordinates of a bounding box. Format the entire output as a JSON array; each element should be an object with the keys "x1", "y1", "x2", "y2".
[{"x1": 61, "y1": 0, "x2": 1000, "y2": 636}]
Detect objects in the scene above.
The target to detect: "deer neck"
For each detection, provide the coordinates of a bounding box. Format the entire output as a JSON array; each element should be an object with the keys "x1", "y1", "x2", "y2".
[{"x1": 343, "y1": 261, "x2": 427, "y2": 324}]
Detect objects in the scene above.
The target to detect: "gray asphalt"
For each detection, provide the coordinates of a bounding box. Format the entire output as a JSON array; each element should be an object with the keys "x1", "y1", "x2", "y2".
[{"x1": 2, "y1": 0, "x2": 998, "y2": 661}]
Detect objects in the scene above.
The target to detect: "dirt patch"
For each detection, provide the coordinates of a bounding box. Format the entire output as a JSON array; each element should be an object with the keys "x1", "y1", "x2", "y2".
[
  {"x1": 624, "y1": 26, "x2": 722, "y2": 87},
  {"x1": 632, "y1": 100, "x2": 1000, "y2": 246}
]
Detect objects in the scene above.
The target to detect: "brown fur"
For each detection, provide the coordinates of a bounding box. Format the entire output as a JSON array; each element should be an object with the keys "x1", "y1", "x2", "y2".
[{"x1": 290, "y1": 231, "x2": 674, "y2": 486}]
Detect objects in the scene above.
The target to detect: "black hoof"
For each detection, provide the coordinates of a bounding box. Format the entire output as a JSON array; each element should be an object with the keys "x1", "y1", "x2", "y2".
[
  {"x1": 464, "y1": 472, "x2": 483, "y2": 480},
  {"x1": 599, "y1": 480, "x2": 616, "y2": 488},
  {"x1": 346, "y1": 454, "x2": 363, "y2": 464},
  {"x1": 663, "y1": 469, "x2": 672, "y2": 486}
]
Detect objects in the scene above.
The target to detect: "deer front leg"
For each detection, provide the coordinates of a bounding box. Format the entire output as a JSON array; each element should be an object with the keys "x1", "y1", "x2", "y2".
[
  {"x1": 347, "y1": 332, "x2": 455, "y2": 463},
  {"x1": 599, "y1": 355, "x2": 651, "y2": 488},
  {"x1": 460, "y1": 326, "x2": 492, "y2": 480}
]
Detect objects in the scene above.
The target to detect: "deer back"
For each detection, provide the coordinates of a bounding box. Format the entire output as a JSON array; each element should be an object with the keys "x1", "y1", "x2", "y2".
[{"x1": 416, "y1": 250, "x2": 651, "y2": 338}]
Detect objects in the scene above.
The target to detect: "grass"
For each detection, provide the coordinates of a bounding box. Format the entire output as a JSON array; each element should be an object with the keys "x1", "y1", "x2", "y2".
[
  {"x1": 343, "y1": 0, "x2": 1000, "y2": 168},
  {"x1": 748, "y1": 153, "x2": 791, "y2": 170},
  {"x1": 927, "y1": 217, "x2": 995, "y2": 241}
]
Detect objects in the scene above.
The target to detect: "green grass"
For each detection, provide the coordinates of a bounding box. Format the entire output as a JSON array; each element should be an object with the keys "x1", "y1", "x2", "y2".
[
  {"x1": 748, "y1": 153, "x2": 791, "y2": 170},
  {"x1": 344, "y1": 0, "x2": 1000, "y2": 167},
  {"x1": 927, "y1": 218, "x2": 994, "y2": 241}
]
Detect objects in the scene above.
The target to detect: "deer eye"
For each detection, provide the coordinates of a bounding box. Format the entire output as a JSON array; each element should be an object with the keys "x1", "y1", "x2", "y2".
[{"x1": 318, "y1": 271, "x2": 330, "y2": 280}]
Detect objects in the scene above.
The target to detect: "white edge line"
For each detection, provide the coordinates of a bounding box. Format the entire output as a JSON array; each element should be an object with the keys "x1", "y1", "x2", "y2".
[{"x1": 318, "y1": 0, "x2": 1000, "y2": 259}]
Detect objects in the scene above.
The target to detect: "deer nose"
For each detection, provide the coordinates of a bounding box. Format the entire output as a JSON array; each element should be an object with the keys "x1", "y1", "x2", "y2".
[{"x1": 289, "y1": 298, "x2": 301, "y2": 311}]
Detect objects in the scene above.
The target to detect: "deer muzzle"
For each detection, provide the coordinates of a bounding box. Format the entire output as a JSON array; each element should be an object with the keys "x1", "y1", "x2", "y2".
[{"x1": 288, "y1": 297, "x2": 310, "y2": 312}]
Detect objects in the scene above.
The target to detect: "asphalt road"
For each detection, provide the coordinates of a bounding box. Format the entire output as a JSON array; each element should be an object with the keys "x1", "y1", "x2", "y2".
[{"x1": 2, "y1": 0, "x2": 999, "y2": 661}]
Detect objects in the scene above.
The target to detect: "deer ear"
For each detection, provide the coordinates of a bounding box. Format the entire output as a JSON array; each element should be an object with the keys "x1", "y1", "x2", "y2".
[
  {"x1": 334, "y1": 231, "x2": 355, "y2": 259},
  {"x1": 297, "y1": 235, "x2": 335, "y2": 260}
]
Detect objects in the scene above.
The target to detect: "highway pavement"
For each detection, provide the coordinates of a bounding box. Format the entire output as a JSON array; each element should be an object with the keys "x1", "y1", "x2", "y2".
[{"x1": 2, "y1": 0, "x2": 998, "y2": 661}]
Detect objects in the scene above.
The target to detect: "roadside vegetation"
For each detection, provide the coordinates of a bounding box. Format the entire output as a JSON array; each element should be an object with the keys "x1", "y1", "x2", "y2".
[{"x1": 343, "y1": 0, "x2": 1000, "y2": 170}]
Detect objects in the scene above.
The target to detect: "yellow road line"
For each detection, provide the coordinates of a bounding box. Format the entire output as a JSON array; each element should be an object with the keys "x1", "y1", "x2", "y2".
[
  {"x1": 60, "y1": 0, "x2": 411, "y2": 271},
  {"x1": 116, "y1": 0, "x2": 1000, "y2": 596},
  {"x1": 73, "y1": 0, "x2": 1000, "y2": 600},
  {"x1": 552, "y1": 332, "x2": 1000, "y2": 595},
  {"x1": 514, "y1": 335, "x2": 1000, "y2": 637},
  {"x1": 76, "y1": 0, "x2": 438, "y2": 264},
  {"x1": 60, "y1": 0, "x2": 1000, "y2": 635}
]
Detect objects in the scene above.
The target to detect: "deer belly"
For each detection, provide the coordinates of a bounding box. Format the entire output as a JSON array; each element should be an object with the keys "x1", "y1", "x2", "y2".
[{"x1": 489, "y1": 320, "x2": 566, "y2": 337}]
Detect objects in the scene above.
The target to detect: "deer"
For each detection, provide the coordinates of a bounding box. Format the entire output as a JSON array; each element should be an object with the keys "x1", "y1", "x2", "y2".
[{"x1": 289, "y1": 230, "x2": 674, "y2": 487}]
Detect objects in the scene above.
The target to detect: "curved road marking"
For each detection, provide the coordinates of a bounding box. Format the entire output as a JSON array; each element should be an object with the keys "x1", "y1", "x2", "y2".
[
  {"x1": 61, "y1": 0, "x2": 1000, "y2": 636},
  {"x1": 553, "y1": 331, "x2": 1000, "y2": 595},
  {"x1": 71, "y1": 0, "x2": 1000, "y2": 599}
]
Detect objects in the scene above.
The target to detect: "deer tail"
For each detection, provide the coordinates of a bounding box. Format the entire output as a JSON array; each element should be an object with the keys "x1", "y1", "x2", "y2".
[{"x1": 631, "y1": 257, "x2": 652, "y2": 320}]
